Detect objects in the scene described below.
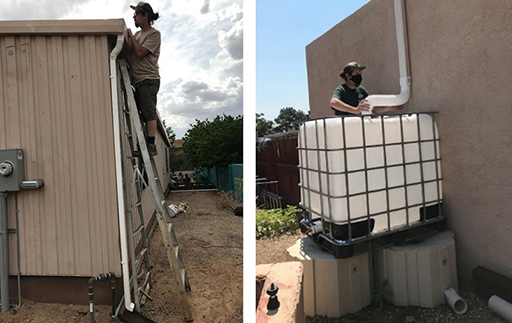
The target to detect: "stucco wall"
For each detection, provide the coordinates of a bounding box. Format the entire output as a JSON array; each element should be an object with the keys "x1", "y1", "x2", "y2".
[{"x1": 306, "y1": 0, "x2": 512, "y2": 281}]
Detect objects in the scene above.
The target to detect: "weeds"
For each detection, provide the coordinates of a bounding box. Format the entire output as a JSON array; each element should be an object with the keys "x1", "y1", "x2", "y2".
[
  {"x1": 372, "y1": 279, "x2": 393, "y2": 308},
  {"x1": 256, "y1": 205, "x2": 301, "y2": 239}
]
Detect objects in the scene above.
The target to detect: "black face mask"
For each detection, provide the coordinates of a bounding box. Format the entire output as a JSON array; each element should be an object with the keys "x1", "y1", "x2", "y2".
[{"x1": 350, "y1": 74, "x2": 362, "y2": 86}]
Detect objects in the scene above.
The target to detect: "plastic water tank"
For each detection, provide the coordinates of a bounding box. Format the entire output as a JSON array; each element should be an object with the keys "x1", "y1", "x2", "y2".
[{"x1": 298, "y1": 113, "x2": 442, "y2": 235}]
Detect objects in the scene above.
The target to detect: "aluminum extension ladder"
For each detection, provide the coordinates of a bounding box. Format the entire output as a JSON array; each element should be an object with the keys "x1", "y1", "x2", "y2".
[
  {"x1": 118, "y1": 72, "x2": 152, "y2": 314},
  {"x1": 118, "y1": 59, "x2": 193, "y2": 321}
]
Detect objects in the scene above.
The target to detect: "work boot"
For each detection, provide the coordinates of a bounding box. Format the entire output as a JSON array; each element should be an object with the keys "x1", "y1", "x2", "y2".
[
  {"x1": 132, "y1": 144, "x2": 158, "y2": 158},
  {"x1": 148, "y1": 143, "x2": 158, "y2": 157}
]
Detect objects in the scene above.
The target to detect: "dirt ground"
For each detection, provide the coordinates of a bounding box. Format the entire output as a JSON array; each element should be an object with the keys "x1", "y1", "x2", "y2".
[
  {"x1": 256, "y1": 231, "x2": 507, "y2": 323},
  {"x1": 0, "y1": 191, "x2": 243, "y2": 323},
  {"x1": 140, "y1": 191, "x2": 243, "y2": 323}
]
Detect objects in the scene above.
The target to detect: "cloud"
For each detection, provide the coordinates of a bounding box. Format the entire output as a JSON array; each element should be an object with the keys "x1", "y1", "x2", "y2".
[
  {"x1": 219, "y1": 19, "x2": 243, "y2": 60},
  {"x1": 157, "y1": 0, "x2": 243, "y2": 138},
  {"x1": 0, "y1": 0, "x2": 243, "y2": 139},
  {"x1": 0, "y1": 0, "x2": 89, "y2": 20},
  {"x1": 200, "y1": 0, "x2": 210, "y2": 14}
]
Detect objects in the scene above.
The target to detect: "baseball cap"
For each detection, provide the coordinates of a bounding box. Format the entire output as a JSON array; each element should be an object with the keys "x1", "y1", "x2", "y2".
[
  {"x1": 130, "y1": 2, "x2": 154, "y2": 14},
  {"x1": 340, "y1": 62, "x2": 366, "y2": 77}
]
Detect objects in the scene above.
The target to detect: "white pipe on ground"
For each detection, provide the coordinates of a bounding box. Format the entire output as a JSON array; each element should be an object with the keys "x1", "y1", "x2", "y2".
[
  {"x1": 443, "y1": 287, "x2": 468, "y2": 315},
  {"x1": 109, "y1": 33, "x2": 135, "y2": 312},
  {"x1": 489, "y1": 295, "x2": 512, "y2": 321},
  {"x1": 365, "y1": 0, "x2": 411, "y2": 110}
]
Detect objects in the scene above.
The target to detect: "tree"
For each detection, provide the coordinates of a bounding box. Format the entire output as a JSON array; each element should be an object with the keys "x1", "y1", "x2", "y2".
[
  {"x1": 162, "y1": 120, "x2": 193, "y2": 171},
  {"x1": 182, "y1": 114, "x2": 243, "y2": 168},
  {"x1": 162, "y1": 120, "x2": 176, "y2": 145},
  {"x1": 274, "y1": 107, "x2": 309, "y2": 133},
  {"x1": 256, "y1": 113, "x2": 274, "y2": 137}
]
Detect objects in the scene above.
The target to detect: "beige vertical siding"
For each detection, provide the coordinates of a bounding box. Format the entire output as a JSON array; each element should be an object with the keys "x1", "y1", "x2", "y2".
[{"x1": 0, "y1": 33, "x2": 120, "y2": 276}]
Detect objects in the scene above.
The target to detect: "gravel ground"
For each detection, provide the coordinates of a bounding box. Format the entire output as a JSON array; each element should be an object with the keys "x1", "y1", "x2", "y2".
[{"x1": 256, "y1": 231, "x2": 507, "y2": 323}]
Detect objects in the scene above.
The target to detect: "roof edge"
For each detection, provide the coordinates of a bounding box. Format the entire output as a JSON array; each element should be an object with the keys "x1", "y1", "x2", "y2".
[{"x1": 0, "y1": 19, "x2": 126, "y2": 35}]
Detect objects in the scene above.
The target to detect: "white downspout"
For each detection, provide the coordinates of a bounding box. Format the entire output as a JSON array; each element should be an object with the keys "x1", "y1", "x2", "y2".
[
  {"x1": 109, "y1": 33, "x2": 135, "y2": 312},
  {"x1": 366, "y1": 0, "x2": 411, "y2": 109}
]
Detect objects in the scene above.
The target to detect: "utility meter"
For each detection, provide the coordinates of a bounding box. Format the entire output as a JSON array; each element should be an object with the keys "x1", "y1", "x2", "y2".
[
  {"x1": 0, "y1": 162, "x2": 13, "y2": 176},
  {"x1": 0, "y1": 149, "x2": 24, "y2": 192}
]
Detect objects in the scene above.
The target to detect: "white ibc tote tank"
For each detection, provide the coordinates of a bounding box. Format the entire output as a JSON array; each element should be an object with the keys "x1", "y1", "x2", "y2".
[{"x1": 298, "y1": 113, "x2": 442, "y2": 237}]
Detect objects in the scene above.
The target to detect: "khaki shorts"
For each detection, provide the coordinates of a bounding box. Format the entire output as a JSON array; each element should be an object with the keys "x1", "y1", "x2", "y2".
[{"x1": 135, "y1": 79, "x2": 160, "y2": 122}]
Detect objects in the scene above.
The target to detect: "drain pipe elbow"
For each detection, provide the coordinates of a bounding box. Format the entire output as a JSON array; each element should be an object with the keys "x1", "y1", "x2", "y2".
[
  {"x1": 366, "y1": 76, "x2": 411, "y2": 109},
  {"x1": 366, "y1": 0, "x2": 411, "y2": 111},
  {"x1": 443, "y1": 287, "x2": 468, "y2": 315},
  {"x1": 489, "y1": 295, "x2": 512, "y2": 321},
  {"x1": 110, "y1": 34, "x2": 124, "y2": 60}
]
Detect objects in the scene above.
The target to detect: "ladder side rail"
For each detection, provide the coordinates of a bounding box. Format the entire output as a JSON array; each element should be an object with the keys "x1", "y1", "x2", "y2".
[{"x1": 121, "y1": 75, "x2": 154, "y2": 293}]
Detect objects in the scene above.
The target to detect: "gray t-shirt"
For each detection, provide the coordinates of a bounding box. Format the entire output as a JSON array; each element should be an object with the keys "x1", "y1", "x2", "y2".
[{"x1": 130, "y1": 28, "x2": 161, "y2": 84}]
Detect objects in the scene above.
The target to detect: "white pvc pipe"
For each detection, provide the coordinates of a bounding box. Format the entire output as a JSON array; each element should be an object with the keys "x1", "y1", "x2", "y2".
[
  {"x1": 489, "y1": 295, "x2": 512, "y2": 321},
  {"x1": 365, "y1": 0, "x2": 411, "y2": 110},
  {"x1": 443, "y1": 287, "x2": 468, "y2": 315},
  {"x1": 109, "y1": 33, "x2": 135, "y2": 312}
]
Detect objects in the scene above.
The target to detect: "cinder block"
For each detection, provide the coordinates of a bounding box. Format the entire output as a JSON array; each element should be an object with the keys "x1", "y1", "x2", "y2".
[
  {"x1": 376, "y1": 231, "x2": 458, "y2": 308},
  {"x1": 286, "y1": 238, "x2": 372, "y2": 317}
]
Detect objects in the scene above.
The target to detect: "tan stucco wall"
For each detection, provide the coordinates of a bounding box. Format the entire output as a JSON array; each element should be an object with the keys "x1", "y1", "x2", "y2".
[{"x1": 306, "y1": 0, "x2": 512, "y2": 281}]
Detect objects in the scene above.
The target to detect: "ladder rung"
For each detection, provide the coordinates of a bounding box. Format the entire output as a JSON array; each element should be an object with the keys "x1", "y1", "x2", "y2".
[
  {"x1": 133, "y1": 224, "x2": 145, "y2": 236},
  {"x1": 136, "y1": 248, "x2": 148, "y2": 262},
  {"x1": 130, "y1": 202, "x2": 142, "y2": 212}
]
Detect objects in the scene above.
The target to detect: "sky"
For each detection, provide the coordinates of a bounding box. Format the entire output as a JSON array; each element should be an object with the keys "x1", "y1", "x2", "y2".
[
  {"x1": 256, "y1": 0, "x2": 372, "y2": 122},
  {"x1": 0, "y1": 0, "x2": 243, "y2": 139}
]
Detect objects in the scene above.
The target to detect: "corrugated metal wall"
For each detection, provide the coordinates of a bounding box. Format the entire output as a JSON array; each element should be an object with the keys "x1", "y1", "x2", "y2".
[{"x1": 0, "y1": 34, "x2": 121, "y2": 276}]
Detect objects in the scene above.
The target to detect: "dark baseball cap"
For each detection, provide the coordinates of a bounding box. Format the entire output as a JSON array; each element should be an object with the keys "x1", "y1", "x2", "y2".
[
  {"x1": 130, "y1": 2, "x2": 154, "y2": 14},
  {"x1": 340, "y1": 62, "x2": 366, "y2": 77}
]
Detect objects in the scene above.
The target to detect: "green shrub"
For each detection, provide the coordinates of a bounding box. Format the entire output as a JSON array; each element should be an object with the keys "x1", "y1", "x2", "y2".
[{"x1": 256, "y1": 205, "x2": 301, "y2": 239}]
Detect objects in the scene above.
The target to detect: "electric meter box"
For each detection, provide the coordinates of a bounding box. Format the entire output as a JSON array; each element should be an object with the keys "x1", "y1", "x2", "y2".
[{"x1": 0, "y1": 149, "x2": 24, "y2": 192}]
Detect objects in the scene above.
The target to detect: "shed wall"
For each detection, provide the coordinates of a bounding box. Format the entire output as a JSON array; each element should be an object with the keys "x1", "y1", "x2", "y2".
[
  {"x1": 306, "y1": 0, "x2": 512, "y2": 280},
  {"x1": 0, "y1": 34, "x2": 121, "y2": 276}
]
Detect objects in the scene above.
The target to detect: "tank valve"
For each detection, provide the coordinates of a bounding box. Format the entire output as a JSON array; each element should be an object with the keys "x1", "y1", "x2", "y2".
[{"x1": 266, "y1": 283, "x2": 280, "y2": 311}]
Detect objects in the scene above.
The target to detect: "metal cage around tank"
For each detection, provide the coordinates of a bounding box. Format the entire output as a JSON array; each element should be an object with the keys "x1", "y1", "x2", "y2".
[{"x1": 298, "y1": 112, "x2": 446, "y2": 258}]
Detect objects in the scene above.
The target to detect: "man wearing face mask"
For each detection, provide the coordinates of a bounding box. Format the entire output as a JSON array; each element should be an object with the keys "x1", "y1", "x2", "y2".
[{"x1": 330, "y1": 62, "x2": 403, "y2": 115}]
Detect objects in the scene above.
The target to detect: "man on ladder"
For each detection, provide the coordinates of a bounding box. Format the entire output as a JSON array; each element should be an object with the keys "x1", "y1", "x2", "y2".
[{"x1": 128, "y1": 1, "x2": 161, "y2": 156}]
